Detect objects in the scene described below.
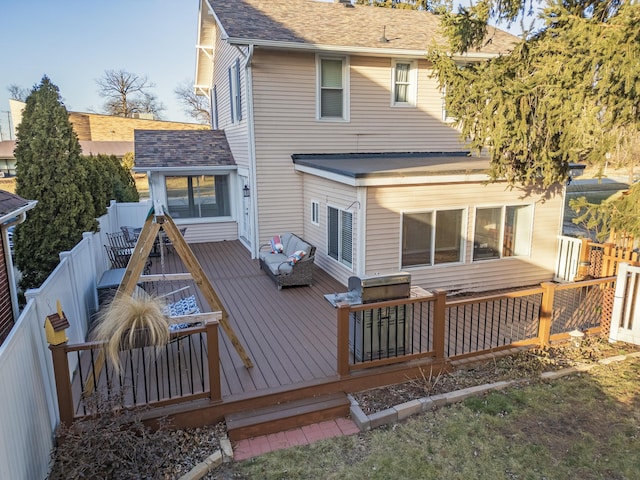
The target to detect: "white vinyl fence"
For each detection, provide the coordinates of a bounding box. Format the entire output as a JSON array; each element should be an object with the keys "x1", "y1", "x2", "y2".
[
  {"x1": 554, "y1": 235, "x2": 583, "y2": 282},
  {"x1": 0, "y1": 200, "x2": 150, "y2": 480}
]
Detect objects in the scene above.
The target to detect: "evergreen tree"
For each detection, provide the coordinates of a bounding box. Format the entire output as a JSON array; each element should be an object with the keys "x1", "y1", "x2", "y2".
[
  {"x1": 13, "y1": 76, "x2": 98, "y2": 289},
  {"x1": 84, "y1": 154, "x2": 139, "y2": 216},
  {"x1": 430, "y1": 0, "x2": 640, "y2": 189}
]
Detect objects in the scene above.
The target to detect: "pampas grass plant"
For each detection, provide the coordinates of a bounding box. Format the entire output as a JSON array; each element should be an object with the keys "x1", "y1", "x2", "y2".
[{"x1": 92, "y1": 293, "x2": 170, "y2": 373}]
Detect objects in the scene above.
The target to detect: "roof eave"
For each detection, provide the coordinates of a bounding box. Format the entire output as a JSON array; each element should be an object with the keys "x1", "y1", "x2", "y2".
[
  {"x1": 223, "y1": 36, "x2": 503, "y2": 60},
  {"x1": 133, "y1": 165, "x2": 237, "y2": 174},
  {"x1": 0, "y1": 200, "x2": 38, "y2": 225}
]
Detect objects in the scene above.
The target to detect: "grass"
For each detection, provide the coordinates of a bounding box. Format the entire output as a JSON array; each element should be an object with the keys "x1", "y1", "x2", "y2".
[{"x1": 234, "y1": 357, "x2": 640, "y2": 480}]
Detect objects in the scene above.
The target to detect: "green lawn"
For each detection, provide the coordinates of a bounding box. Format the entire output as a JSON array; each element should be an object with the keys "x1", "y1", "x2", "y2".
[{"x1": 235, "y1": 357, "x2": 640, "y2": 480}]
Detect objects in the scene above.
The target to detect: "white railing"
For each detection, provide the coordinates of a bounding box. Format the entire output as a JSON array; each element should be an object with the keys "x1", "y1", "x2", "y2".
[
  {"x1": 554, "y1": 235, "x2": 583, "y2": 282},
  {"x1": 0, "y1": 200, "x2": 150, "y2": 480}
]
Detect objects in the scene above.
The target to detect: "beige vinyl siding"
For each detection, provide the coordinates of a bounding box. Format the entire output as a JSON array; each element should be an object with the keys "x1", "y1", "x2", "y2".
[
  {"x1": 178, "y1": 221, "x2": 238, "y2": 243},
  {"x1": 212, "y1": 28, "x2": 249, "y2": 168},
  {"x1": 366, "y1": 182, "x2": 563, "y2": 293},
  {"x1": 252, "y1": 50, "x2": 465, "y2": 244},
  {"x1": 300, "y1": 175, "x2": 358, "y2": 286}
]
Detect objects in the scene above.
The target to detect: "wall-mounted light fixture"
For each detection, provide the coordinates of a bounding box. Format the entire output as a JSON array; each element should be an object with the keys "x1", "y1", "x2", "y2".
[{"x1": 243, "y1": 184, "x2": 250, "y2": 198}]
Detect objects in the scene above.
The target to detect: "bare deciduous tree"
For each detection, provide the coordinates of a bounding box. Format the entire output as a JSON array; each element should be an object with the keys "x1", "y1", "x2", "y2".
[
  {"x1": 7, "y1": 84, "x2": 30, "y2": 101},
  {"x1": 96, "y1": 69, "x2": 165, "y2": 119},
  {"x1": 174, "y1": 80, "x2": 211, "y2": 124}
]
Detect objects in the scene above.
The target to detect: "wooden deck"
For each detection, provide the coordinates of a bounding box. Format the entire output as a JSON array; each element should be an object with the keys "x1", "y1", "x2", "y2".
[{"x1": 148, "y1": 240, "x2": 347, "y2": 401}]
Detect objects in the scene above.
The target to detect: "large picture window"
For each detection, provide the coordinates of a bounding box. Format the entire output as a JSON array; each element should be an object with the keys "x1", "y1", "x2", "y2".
[
  {"x1": 165, "y1": 175, "x2": 230, "y2": 219},
  {"x1": 328, "y1": 206, "x2": 353, "y2": 267},
  {"x1": 318, "y1": 56, "x2": 348, "y2": 120},
  {"x1": 402, "y1": 209, "x2": 464, "y2": 268},
  {"x1": 473, "y1": 205, "x2": 533, "y2": 260}
]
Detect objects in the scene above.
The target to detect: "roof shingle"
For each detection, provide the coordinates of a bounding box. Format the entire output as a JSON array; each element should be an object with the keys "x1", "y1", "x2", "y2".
[
  {"x1": 210, "y1": 0, "x2": 518, "y2": 55},
  {"x1": 134, "y1": 130, "x2": 235, "y2": 169}
]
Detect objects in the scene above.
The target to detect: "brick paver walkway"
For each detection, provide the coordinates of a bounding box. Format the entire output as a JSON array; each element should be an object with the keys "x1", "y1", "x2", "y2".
[{"x1": 233, "y1": 418, "x2": 360, "y2": 461}]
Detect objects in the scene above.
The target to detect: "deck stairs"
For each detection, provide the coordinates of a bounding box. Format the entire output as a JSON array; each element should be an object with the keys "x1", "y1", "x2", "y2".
[{"x1": 225, "y1": 392, "x2": 350, "y2": 440}]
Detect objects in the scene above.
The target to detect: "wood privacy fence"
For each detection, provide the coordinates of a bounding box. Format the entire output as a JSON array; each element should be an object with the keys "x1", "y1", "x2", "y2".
[{"x1": 575, "y1": 237, "x2": 639, "y2": 280}]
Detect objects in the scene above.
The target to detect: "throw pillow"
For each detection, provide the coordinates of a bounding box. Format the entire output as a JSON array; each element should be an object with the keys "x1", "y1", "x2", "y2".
[
  {"x1": 164, "y1": 295, "x2": 200, "y2": 317},
  {"x1": 270, "y1": 235, "x2": 284, "y2": 253},
  {"x1": 287, "y1": 250, "x2": 306, "y2": 266}
]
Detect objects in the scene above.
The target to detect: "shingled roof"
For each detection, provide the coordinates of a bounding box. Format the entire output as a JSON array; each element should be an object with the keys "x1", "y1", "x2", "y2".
[
  {"x1": 134, "y1": 130, "x2": 235, "y2": 170},
  {"x1": 208, "y1": 0, "x2": 518, "y2": 56}
]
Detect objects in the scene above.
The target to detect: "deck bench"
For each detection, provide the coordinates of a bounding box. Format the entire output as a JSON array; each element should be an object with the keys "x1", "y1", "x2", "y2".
[{"x1": 259, "y1": 233, "x2": 316, "y2": 290}]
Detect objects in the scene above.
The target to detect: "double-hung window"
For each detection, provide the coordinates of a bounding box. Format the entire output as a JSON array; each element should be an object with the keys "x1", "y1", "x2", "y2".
[
  {"x1": 317, "y1": 56, "x2": 348, "y2": 120},
  {"x1": 392, "y1": 60, "x2": 416, "y2": 106},
  {"x1": 211, "y1": 85, "x2": 219, "y2": 129},
  {"x1": 228, "y1": 58, "x2": 242, "y2": 123},
  {"x1": 401, "y1": 209, "x2": 464, "y2": 268},
  {"x1": 165, "y1": 175, "x2": 231, "y2": 219},
  {"x1": 328, "y1": 206, "x2": 353, "y2": 267},
  {"x1": 473, "y1": 205, "x2": 533, "y2": 261}
]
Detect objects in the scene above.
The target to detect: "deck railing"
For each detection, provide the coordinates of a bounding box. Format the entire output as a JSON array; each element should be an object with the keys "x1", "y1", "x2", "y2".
[
  {"x1": 50, "y1": 317, "x2": 221, "y2": 426},
  {"x1": 337, "y1": 277, "x2": 616, "y2": 375}
]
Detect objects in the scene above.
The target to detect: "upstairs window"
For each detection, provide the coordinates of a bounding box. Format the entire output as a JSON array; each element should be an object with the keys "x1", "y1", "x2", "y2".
[
  {"x1": 473, "y1": 205, "x2": 533, "y2": 261},
  {"x1": 311, "y1": 201, "x2": 320, "y2": 225},
  {"x1": 392, "y1": 60, "x2": 417, "y2": 106},
  {"x1": 228, "y1": 58, "x2": 242, "y2": 123},
  {"x1": 211, "y1": 85, "x2": 219, "y2": 129},
  {"x1": 317, "y1": 56, "x2": 349, "y2": 120}
]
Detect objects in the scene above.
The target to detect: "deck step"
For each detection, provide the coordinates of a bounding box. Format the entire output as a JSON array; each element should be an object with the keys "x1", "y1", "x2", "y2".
[{"x1": 225, "y1": 393, "x2": 350, "y2": 441}]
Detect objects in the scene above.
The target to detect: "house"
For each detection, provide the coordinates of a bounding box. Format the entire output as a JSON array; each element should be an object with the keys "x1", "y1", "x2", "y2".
[
  {"x1": 0, "y1": 190, "x2": 37, "y2": 345},
  {"x1": 0, "y1": 100, "x2": 207, "y2": 176},
  {"x1": 137, "y1": 0, "x2": 565, "y2": 293}
]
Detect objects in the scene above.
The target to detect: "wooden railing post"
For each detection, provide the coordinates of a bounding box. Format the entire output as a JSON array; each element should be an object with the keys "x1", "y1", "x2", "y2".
[
  {"x1": 336, "y1": 302, "x2": 351, "y2": 378},
  {"x1": 574, "y1": 238, "x2": 591, "y2": 281},
  {"x1": 432, "y1": 289, "x2": 447, "y2": 361},
  {"x1": 538, "y1": 282, "x2": 557, "y2": 346},
  {"x1": 205, "y1": 319, "x2": 222, "y2": 402},
  {"x1": 49, "y1": 343, "x2": 74, "y2": 426}
]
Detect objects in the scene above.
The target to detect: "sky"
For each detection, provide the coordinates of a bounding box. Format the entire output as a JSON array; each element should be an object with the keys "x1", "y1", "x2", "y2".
[{"x1": 0, "y1": 0, "x2": 201, "y2": 140}]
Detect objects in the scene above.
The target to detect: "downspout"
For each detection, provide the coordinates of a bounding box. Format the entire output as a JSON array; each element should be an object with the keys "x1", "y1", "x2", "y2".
[
  {"x1": 239, "y1": 44, "x2": 259, "y2": 258},
  {"x1": 1, "y1": 206, "x2": 35, "y2": 321}
]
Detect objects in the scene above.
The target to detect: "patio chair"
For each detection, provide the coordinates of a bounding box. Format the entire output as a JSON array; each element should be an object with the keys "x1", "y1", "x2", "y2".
[
  {"x1": 160, "y1": 227, "x2": 187, "y2": 254},
  {"x1": 104, "y1": 244, "x2": 152, "y2": 275},
  {"x1": 120, "y1": 226, "x2": 140, "y2": 245}
]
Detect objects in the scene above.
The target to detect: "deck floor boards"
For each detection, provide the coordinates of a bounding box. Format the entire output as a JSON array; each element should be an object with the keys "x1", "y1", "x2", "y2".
[{"x1": 148, "y1": 240, "x2": 346, "y2": 399}]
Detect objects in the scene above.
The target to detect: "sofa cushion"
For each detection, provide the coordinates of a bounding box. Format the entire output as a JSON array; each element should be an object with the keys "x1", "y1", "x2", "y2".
[{"x1": 260, "y1": 252, "x2": 293, "y2": 274}]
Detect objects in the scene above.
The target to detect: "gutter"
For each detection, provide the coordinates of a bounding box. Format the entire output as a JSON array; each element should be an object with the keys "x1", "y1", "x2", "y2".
[
  {"x1": 0, "y1": 200, "x2": 37, "y2": 321},
  {"x1": 222, "y1": 37, "x2": 504, "y2": 61}
]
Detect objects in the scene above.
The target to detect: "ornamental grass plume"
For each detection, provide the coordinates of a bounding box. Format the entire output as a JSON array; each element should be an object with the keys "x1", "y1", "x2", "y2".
[{"x1": 92, "y1": 293, "x2": 170, "y2": 373}]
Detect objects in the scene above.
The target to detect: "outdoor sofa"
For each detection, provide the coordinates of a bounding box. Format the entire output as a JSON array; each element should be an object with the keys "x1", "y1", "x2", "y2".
[{"x1": 259, "y1": 233, "x2": 316, "y2": 290}]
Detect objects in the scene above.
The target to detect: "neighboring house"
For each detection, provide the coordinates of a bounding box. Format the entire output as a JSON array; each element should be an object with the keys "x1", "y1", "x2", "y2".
[
  {"x1": 0, "y1": 101, "x2": 206, "y2": 176},
  {"x1": 0, "y1": 190, "x2": 37, "y2": 345},
  {"x1": 139, "y1": 0, "x2": 566, "y2": 293}
]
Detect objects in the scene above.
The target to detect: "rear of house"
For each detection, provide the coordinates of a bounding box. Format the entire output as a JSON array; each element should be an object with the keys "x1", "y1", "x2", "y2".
[{"x1": 181, "y1": 0, "x2": 565, "y2": 292}]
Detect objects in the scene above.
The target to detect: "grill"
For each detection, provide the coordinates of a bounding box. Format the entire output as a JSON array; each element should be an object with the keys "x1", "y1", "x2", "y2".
[
  {"x1": 330, "y1": 273, "x2": 413, "y2": 362},
  {"x1": 347, "y1": 273, "x2": 412, "y2": 304},
  {"x1": 325, "y1": 272, "x2": 412, "y2": 307}
]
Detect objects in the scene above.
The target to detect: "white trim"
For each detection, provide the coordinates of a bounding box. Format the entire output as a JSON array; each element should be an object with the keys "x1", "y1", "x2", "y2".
[
  {"x1": 400, "y1": 207, "x2": 467, "y2": 269},
  {"x1": 223, "y1": 37, "x2": 502, "y2": 61},
  {"x1": 311, "y1": 200, "x2": 320, "y2": 226},
  {"x1": 293, "y1": 163, "x2": 492, "y2": 187},
  {"x1": 391, "y1": 59, "x2": 417, "y2": 107}
]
